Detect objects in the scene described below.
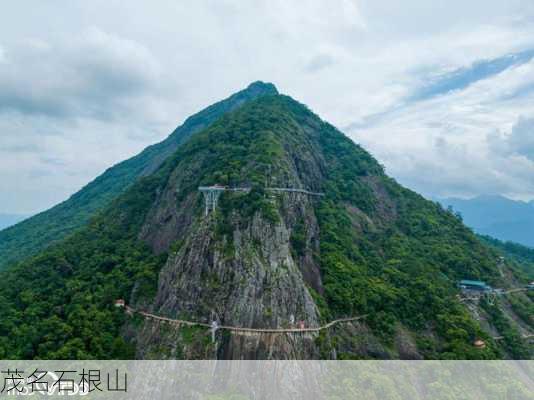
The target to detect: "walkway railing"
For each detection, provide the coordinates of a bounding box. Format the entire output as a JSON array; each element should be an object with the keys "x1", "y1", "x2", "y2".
[{"x1": 124, "y1": 306, "x2": 365, "y2": 334}]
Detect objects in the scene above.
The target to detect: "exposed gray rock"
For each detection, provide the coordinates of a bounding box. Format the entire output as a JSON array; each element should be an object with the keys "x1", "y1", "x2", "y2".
[{"x1": 136, "y1": 191, "x2": 323, "y2": 359}]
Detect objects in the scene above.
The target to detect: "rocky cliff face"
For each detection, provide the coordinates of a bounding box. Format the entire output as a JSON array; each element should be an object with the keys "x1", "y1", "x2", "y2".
[
  {"x1": 136, "y1": 202, "x2": 323, "y2": 359},
  {"x1": 133, "y1": 98, "x2": 331, "y2": 358}
]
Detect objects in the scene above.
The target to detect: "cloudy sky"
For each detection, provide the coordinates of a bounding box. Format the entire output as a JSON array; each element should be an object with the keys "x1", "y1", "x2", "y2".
[{"x1": 2, "y1": 1, "x2": 534, "y2": 214}]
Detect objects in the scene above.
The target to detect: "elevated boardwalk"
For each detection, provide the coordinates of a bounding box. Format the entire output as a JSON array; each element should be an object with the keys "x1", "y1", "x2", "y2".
[
  {"x1": 198, "y1": 185, "x2": 325, "y2": 215},
  {"x1": 124, "y1": 306, "x2": 365, "y2": 334},
  {"x1": 267, "y1": 187, "x2": 325, "y2": 196},
  {"x1": 493, "y1": 333, "x2": 534, "y2": 341},
  {"x1": 124, "y1": 304, "x2": 533, "y2": 344}
]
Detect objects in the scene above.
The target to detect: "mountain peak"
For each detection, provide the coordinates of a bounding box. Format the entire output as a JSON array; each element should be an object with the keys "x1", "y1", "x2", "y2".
[
  {"x1": 1, "y1": 82, "x2": 530, "y2": 361},
  {"x1": 243, "y1": 81, "x2": 278, "y2": 95},
  {"x1": 0, "y1": 80, "x2": 279, "y2": 270}
]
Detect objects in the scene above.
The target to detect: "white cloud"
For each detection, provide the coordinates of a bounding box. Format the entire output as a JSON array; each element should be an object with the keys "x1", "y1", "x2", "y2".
[
  {"x1": 489, "y1": 116, "x2": 534, "y2": 161},
  {"x1": 348, "y1": 57, "x2": 534, "y2": 200},
  {"x1": 1, "y1": 1, "x2": 534, "y2": 212},
  {"x1": 0, "y1": 27, "x2": 163, "y2": 119},
  {"x1": 0, "y1": 28, "x2": 178, "y2": 213}
]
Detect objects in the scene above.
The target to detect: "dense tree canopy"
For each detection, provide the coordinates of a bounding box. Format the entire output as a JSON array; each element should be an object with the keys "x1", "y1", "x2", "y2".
[{"x1": 0, "y1": 95, "x2": 530, "y2": 359}]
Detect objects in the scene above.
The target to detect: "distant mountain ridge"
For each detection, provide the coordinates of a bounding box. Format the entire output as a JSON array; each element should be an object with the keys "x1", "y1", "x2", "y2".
[
  {"x1": 440, "y1": 195, "x2": 534, "y2": 248},
  {"x1": 0, "y1": 82, "x2": 278, "y2": 269}
]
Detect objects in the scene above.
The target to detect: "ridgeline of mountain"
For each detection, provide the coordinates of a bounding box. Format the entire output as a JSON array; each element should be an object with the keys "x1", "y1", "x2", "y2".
[
  {"x1": 0, "y1": 87, "x2": 531, "y2": 360},
  {"x1": 0, "y1": 213, "x2": 29, "y2": 231},
  {"x1": 0, "y1": 82, "x2": 278, "y2": 270},
  {"x1": 440, "y1": 195, "x2": 534, "y2": 248}
]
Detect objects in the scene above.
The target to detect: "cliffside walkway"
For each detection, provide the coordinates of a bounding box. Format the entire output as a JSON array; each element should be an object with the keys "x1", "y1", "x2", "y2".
[
  {"x1": 266, "y1": 187, "x2": 325, "y2": 197},
  {"x1": 493, "y1": 333, "x2": 534, "y2": 341},
  {"x1": 124, "y1": 306, "x2": 366, "y2": 334},
  {"x1": 199, "y1": 185, "x2": 324, "y2": 215},
  {"x1": 123, "y1": 305, "x2": 534, "y2": 344},
  {"x1": 501, "y1": 288, "x2": 527, "y2": 294}
]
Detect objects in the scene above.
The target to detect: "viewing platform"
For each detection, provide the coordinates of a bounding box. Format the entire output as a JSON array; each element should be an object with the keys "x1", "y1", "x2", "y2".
[{"x1": 198, "y1": 185, "x2": 325, "y2": 215}]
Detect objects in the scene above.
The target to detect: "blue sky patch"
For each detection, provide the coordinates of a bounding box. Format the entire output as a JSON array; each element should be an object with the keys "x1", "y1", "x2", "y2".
[{"x1": 409, "y1": 48, "x2": 534, "y2": 102}]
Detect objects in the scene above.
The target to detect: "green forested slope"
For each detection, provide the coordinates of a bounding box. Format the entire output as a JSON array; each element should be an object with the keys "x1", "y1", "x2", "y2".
[
  {"x1": 0, "y1": 94, "x2": 530, "y2": 359},
  {"x1": 479, "y1": 235, "x2": 534, "y2": 280},
  {"x1": 0, "y1": 82, "x2": 278, "y2": 270}
]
